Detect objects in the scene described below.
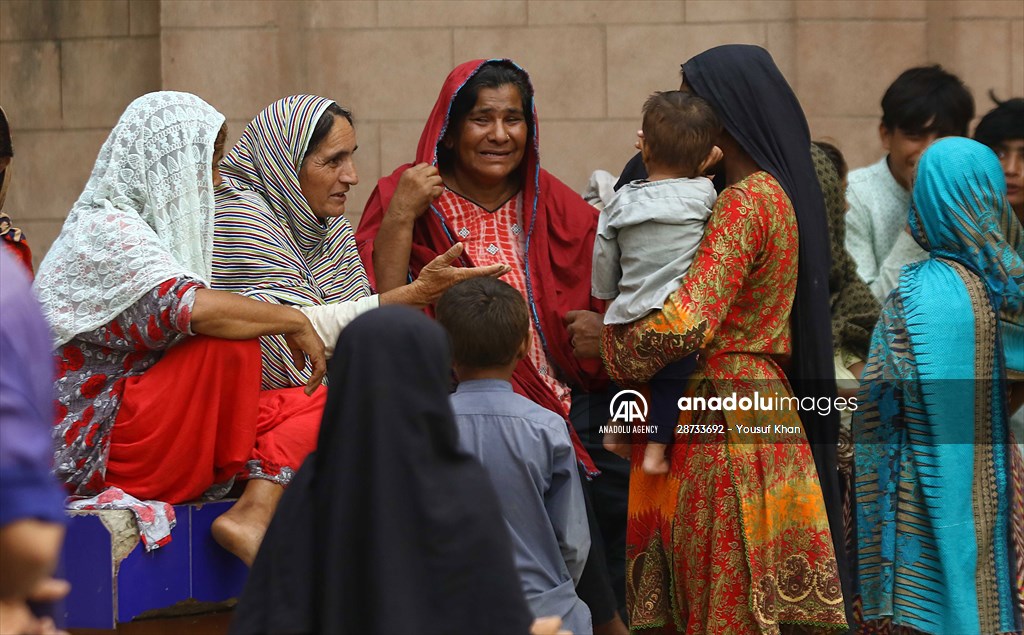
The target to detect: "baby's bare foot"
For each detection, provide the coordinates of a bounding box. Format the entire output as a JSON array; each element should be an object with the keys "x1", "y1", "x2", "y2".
[{"x1": 642, "y1": 443, "x2": 670, "y2": 475}]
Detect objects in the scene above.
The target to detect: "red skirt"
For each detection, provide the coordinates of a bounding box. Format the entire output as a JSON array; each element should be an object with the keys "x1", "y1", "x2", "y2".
[{"x1": 104, "y1": 336, "x2": 325, "y2": 503}]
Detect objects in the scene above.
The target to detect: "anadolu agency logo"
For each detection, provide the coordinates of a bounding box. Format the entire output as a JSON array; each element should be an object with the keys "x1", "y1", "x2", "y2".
[{"x1": 609, "y1": 390, "x2": 648, "y2": 424}]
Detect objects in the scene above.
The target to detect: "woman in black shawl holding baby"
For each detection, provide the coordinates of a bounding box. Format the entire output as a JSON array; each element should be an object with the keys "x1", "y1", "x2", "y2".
[{"x1": 583, "y1": 45, "x2": 852, "y2": 633}]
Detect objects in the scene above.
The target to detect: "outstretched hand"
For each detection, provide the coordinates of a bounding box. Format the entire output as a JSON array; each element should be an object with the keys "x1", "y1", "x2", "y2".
[
  {"x1": 410, "y1": 242, "x2": 511, "y2": 306},
  {"x1": 283, "y1": 314, "x2": 327, "y2": 395}
]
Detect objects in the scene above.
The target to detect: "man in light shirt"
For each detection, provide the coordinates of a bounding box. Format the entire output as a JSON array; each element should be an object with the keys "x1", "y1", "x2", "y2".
[{"x1": 845, "y1": 65, "x2": 973, "y2": 301}]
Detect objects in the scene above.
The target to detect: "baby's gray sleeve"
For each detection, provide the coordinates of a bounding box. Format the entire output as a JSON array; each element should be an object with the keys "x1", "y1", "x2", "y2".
[{"x1": 592, "y1": 213, "x2": 620, "y2": 299}]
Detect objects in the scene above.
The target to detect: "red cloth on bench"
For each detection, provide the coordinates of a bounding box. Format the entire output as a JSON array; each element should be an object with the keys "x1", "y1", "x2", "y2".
[{"x1": 105, "y1": 336, "x2": 324, "y2": 503}]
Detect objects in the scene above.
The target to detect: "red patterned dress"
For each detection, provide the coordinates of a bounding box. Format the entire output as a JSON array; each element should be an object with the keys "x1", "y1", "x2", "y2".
[
  {"x1": 440, "y1": 189, "x2": 573, "y2": 416},
  {"x1": 53, "y1": 277, "x2": 324, "y2": 503},
  {"x1": 601, "y1": 172, "x2": 846, "y2": 633}
]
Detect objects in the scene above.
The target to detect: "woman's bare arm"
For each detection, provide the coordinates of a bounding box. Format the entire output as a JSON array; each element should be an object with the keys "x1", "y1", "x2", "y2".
[{"x1": 191, "y1": 289, "x2": 326, "y2": 394}]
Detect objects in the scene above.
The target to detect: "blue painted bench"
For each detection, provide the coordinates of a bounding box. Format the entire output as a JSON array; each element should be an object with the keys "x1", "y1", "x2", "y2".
[{"x1": 59, "y1": 500, "x2": 247, "y2": 629}]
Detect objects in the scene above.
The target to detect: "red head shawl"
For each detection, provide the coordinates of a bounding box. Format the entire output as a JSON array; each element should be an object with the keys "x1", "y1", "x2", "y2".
[{"x1": 357, "y1": 59, "x2": 607, "y2": 474}]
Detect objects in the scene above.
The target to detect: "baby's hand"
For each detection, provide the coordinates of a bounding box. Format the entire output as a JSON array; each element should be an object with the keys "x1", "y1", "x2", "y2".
[
  {"x1": 634, "y1": 129, "x2": 644, "y2": 151},
  {"x1": 699, "y1": 145, "x2": 723, "y2": 175},
  {"x1": 603, "y1": 428, "x2": 631, "y2": 460}
]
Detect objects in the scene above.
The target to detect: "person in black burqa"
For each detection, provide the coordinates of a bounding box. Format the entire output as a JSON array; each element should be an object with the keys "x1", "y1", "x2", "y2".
[{"x1": 231, "y1": 306, "x2": 551, "y2": 635}]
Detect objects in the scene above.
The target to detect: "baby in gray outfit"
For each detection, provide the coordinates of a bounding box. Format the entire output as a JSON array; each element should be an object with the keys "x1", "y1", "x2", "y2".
[{"x1": 592, "y1": 90, "x2": 721, "y2": 475}]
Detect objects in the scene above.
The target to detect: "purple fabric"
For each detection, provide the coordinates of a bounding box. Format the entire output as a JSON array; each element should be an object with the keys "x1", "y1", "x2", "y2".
[{"x1": 0, "y1": 248, "x2": 64, "y2": 526}]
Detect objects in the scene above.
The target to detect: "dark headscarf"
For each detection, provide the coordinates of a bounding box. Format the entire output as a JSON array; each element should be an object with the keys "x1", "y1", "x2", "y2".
[
  {"x1": 624, "y1": 44, "x2": 851, "y2": 621},
  {"x1": 811, "y1": 145, "x2": 881, "y2": 359},
  {"x1": 681, "y1": 44, "x2": 837, "y2": 410},
  {"x1": 231, "y1": 306, "x2": 533, "y2": 635}
]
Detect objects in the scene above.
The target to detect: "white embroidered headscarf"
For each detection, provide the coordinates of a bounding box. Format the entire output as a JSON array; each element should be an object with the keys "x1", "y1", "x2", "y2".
[{"x1": 34, "y1": 92, "x2": 225, "y2": 346}]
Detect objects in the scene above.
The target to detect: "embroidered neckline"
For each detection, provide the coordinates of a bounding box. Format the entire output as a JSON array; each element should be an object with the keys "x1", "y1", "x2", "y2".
[{"x1": 443, "y1": 184, "x2": 519, "y2": 213}]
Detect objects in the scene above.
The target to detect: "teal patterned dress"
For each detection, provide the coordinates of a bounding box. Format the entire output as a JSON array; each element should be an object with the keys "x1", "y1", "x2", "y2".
[{"x1": 854, "y1": 138, "x2": 1024, "y2": 634}]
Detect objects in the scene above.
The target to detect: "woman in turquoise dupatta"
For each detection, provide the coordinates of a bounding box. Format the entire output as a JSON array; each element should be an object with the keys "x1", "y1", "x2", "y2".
[{"x1": 854, "y1": 137, "x2": 1024, "y2": 634}]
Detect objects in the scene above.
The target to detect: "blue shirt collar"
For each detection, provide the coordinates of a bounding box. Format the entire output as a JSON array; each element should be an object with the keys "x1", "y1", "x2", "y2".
[{"x1": 454, "y1": 378, "x2": 514, "y2": 393}]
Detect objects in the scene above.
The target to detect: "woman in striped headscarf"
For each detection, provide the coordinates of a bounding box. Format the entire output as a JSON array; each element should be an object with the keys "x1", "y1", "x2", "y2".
[{"x1": 213, "y1": 95, "x2": 506, "y2": 389}]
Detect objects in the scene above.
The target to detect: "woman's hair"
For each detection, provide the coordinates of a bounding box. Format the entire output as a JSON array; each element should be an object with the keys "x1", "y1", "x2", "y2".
[
  {"x1": 437, "y1": 61, "x2": 533, "y2": 171},
  {"x1": 0, "y1": 107, "x2": 11, "y2": 193},
  {"x1": 435, "y1": 277, "x2": 529, "y2": 370},
  {"x1": 214, "y1": 123, "x2": 227, "y2": 154},
  {"x1": 642, "y1": 91, "x2": 719, "y2": 177},
  {"x1": 812, "y1": 140, "x2": 848, "y2": 180},
  {"x1": 302, "y1": 102, "x2": 353, "y2": 164},
  {"x1": 0, "y1": 107, "x2": 12, "y2": 159},
  {"x1": 973, "y1": 91, "x2": 1024, "y2": 149}
]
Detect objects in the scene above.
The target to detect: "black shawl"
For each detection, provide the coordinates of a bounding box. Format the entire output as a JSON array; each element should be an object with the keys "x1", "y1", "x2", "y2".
[
  {"x1": 683, "y1": 44, "x2": 850, "y2": 622},
  {"x1": 682, "y1": 44, "x2": 836, "y2": 399},
  {"x1": 231, "y1": 306, "x2": 534, "y2": 635}
]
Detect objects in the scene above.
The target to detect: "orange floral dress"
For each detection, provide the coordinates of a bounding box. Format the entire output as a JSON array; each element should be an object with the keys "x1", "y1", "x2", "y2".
[{"x1": 601, "y1": 172, "x2": 846, "y2": 634}]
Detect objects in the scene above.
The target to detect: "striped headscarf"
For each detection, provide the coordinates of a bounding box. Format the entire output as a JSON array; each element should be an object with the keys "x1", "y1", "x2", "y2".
[
  {"x1": 910, "y1": 137, "x2": 1024, "y2": 320},
  {"x1": 213, "y1": 95, "x2": 370, "y2": 389}
]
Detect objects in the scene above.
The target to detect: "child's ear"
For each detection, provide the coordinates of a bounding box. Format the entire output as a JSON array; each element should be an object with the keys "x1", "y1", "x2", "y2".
[{"x1": 516, "y1": 332, "x2": 532, "y2": 361}]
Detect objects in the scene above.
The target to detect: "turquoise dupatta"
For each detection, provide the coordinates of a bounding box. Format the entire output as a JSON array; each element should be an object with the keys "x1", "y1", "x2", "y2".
[{"x1": 854, "y1": 138, "x2": 1024, "y2": 634}]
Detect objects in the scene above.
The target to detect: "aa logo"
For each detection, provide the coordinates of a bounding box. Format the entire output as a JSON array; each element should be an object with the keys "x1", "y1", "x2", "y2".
[{"x1": 609, "y1": 390, "x2": 648, "y2": 423}]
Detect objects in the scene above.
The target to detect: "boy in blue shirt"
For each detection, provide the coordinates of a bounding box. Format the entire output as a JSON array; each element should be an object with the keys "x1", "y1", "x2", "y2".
[{"x1": 437, "y1": 278, "x2": 593, "y2": 635}]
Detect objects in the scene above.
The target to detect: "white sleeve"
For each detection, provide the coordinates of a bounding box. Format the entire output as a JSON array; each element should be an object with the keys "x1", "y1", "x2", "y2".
[
  {"x1": 871, "y1": 257, "x2": 901, "y2": 303},
  {"x1": 298, "y1": 295, "x2": 379, "y2": 358},
  {"x1": 872, "y1": 231, "x2": 927, "y2": 302},
  {"x1": 845, "y1": 189, "x2": 878, "y2": 286}
]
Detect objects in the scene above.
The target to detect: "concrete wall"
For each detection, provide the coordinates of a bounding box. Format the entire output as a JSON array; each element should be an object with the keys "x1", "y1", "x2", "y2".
[{"x1": 2, "y1": 0, "x2": 1022, "y2": 269}]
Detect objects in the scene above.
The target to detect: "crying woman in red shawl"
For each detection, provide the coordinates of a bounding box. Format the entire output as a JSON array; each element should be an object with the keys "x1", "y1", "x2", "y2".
[
  {"x1": 357, "y1": 59, "x2": 608, "y2": 462},
  {"x1": 357, "y1": 59, "x2": 628, "y2": 634}
]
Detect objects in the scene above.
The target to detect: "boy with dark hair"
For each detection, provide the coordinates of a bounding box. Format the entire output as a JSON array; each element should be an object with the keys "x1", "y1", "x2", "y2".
[
  {"x1": 974, "y1": 92, "x2": 1024, "y2": 223},
  {"x1": 592, "y1": 90, "x2": 720, "y2": 475},
  {"x1": 437, "y1": 278, "x2": 593, "y2": 635},
  {"x1": 845, "y1": 65, "x2": 974, "y2": 300}
]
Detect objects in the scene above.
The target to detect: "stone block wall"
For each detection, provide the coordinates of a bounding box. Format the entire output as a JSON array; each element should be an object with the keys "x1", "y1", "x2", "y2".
[
  {"x1": 2, "y1": 0, "x2": 1022, "y2": 267},
  {"x1": 1, "y1": 0, "x2": 160, "y2": 269}
]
